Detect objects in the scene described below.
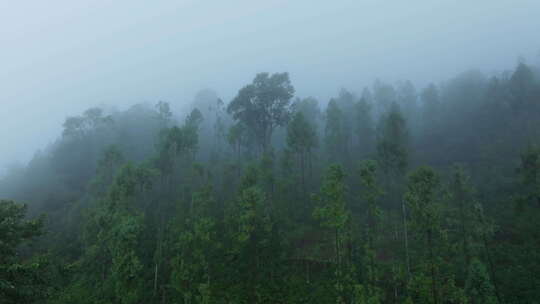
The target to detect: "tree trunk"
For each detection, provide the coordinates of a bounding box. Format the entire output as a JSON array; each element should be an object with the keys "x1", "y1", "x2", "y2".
[
  {"x1": 154, "y1": 263, "x2": 158, "y2": 296},
  {"x1": 392, "y1": 223, "x2": 399, "y2": 304},
  {"x1": 308, "y1": 151, "x2": 313, "y2": 186},
  {"x1": 402, "y1": 200, "x2": 411, "y2": 281},
  {"x1": 301, "y1": 151, "x2": 306, "y2": 197},
  {"x1": 482, "y1": 227, "x2": 502, "y2": 304},
  {"x1": 458, "y1": 198, "x2": 470, "y2": 268},
  {"x1": 335, "y1": 228, "x2": 340, "y2": 267},
  {"x1": 427, "y1": 229, "x2": 439, "y2": 304}
]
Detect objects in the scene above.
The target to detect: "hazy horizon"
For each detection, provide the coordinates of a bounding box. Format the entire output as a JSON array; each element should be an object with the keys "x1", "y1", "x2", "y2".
[{"x1": 2, "y1": 0, "x2": 539, "y2": 172}]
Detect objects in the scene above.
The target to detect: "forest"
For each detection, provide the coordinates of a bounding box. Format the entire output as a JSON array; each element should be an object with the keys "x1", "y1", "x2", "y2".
[{"x1": 1, "y1": 61, "x2": 540, "y2": 304}]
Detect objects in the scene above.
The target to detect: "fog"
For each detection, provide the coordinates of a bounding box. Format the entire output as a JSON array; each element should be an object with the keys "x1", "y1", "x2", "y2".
[
  {"x1": 4, "y1": 2, "x2": 540, "y2": 302},
  {"x1": 1, "y1": 0, "x2": 539, "y2": 172}
]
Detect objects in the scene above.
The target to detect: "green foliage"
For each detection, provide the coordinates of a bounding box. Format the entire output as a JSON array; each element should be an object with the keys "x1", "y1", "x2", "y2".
[
  {"x1": 170, "y1": 187, "x2": 218, "y2": 303},
  {"x1": 405, "y1": 166, "x2": 444, "y2": 304},
  {"x1": 155, "y1": 101, "x2": 172, "y2": 125},
  {"x1": 313, "y1": 165, "x2": 354, "y2": 303},
  {"x1": 405, "y1": 166, "x2": 441, "y2": 234},
  {"x1": 0, "y1": 201, "x2": 43, "y2": 261},
  {"x1": 517, "y1": 145, "x2": 540, "y2": 208},
  {"x1": 65, "y1": 163, "x2": 153, "y2": 303},
  {"x1": 287, "y1": 112, "x2": 318, "y2": 155},
  {"x1": 3, "y1": 65, "x2": 540, "y2": 303},
  {"x1": 325, "y1": 100, "x2": 346, "y2": 163},
  {"x1": 287, "y1": 111, "x2": 318, "y2": 197},
  {"x1": 0, "y1": 200, "x2": 47, "y2": 304},
  {"x1": 376, "y1": 102, "x2": 408, "y2": 177},
  {"x1": 466, "y1": 259, "x2": 497, "y2": 304},
  {"x1": 313, "y1": 165, "x2": 349, "y2": 232},
  {"x1": 227, "y1": 72, "x2": 295, "y2": 152},
  {"x1": 358, "y1": 160, "x2": 385, "y2": 302},
  {"x1": 355, "y1": 97, "x2": 375, "y2": 156},
  {"x1": 62, "y1": 107, "x2": 113, "y2": 138}
]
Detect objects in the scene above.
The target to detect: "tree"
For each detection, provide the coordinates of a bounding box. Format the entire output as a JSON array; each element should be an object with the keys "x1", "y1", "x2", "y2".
[
  {"x1": 405, "y1": 166, "x2": 442, "y2": 304},
  {"x1": 313, "y1": 165, "x2": 351, "y2": 304},
  {"x1": 291, "y1": 97, "x2": 322, "y2": 178},
  {"x1": 372, "y1": 80, "x2": 396, "y2": 119},
  {"x1": 354, "y1": 95, "x2": 375, "y2": 157},
  {"x1": 227, "y1": 123, "x2": 249, "y2": 164},
  {"x1": 170, "y1": 187, "x2": 218, "y2": 304},
  {"x1": 155, "y1": 119, "x2": 200, "y2": 178},
  {"x1": 227, "y1": 72, "x2": 295, "y2": 153},
  {"x1": 396, "y1": 80, "x2": 418, "y2": 133},
  {"x1": 291, "y1": 97, "x2": 321, "y2": 127},
  {"x1": 0, "y1": 200, "x2": 47, "y2": 304},
  {"x1": 449, "y1": 165, "x2": 475, "y2": 274},
  {"x1": 509, "y1": 62, "x2": 536, "y2": 112},
  {"x1": 62, "y1": 107, "x2": 113, "y2": 138},
  {"x1": 420, "y1": 84, "x2": 441, "y2": 140},
  {"x1": 224, "y1": 166, "x2": 278, "y2": 302},
  {"x1": 376, "y1": 102, "x2": 409, "y2": 178},
  {"x1": 517, "y1": 145, "x2": 540, "y2": 208},
  {"x1": 286, "y1": 112, "x2": 318, "y2": 195},
  {"x1": 376, "y1": 102, "x2": 410, "y2": 289},
  {"x1": 325, "y1": 100, "x2": 347, "y2": 164},
  {"x1": 75, "y1": 164, "x2": 154, "y2": 304},
  {"x1": 155, "y1": 101, "x2": 173, "y2": 127},
  {"x1": 89, "y1": 145, "x2": 125, "y2": 197},
  {"x1": 185, "y1": 108, "x2": 204, "y2": 131},
  {"x1": 465, "y1": 259, "x2": 497, "y2": 304},
  {"x1": 334, "y1": 89, "x2": 357, "y2": 160},
  {"x1": 358, "y1": 160, "x2": 384, "y2": 303}
]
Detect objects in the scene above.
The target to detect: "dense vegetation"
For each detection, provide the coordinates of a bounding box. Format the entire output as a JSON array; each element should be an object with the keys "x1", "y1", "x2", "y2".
[{"x1": 1, "y1": 62, "x2": 540, "y2": 303}]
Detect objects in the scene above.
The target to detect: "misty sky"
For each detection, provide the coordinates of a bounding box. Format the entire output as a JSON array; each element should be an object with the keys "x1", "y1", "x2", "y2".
[{"x1": 1, "y1": 0, "x2": 539, "y2": 172}]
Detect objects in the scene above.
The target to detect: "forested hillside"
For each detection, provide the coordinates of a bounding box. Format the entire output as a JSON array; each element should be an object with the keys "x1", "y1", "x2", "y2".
[{"x1": 1, "y1": 62, "x2": 540, "y2": 303}]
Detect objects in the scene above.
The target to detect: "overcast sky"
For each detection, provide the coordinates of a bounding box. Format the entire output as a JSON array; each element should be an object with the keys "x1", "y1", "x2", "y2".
[{"x1": 1, "y1": 0, "x2": 539, "y2": 171}]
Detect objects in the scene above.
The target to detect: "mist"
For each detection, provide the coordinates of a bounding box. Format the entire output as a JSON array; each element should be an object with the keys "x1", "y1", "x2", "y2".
[
  {"x1": 3, "y1": 2, "x2": 540, "y2": 303},
  {"x1": 2, "y1": 0, "x2": 539, "y2": 171}
]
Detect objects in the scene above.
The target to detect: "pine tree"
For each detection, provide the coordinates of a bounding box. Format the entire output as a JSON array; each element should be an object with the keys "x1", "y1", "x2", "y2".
[
  {"x1": 354, "y1": 96, "x2": 375, "y2": 157},
  {"x1": 465, "y1": 259, "x2": 497, "y2": 304},
  {"x1": 0, "y1": 200, "x2": 47, "y2": 304},
  {"x1": 325, "y1": 100, "x2": 346, "y2": 164},
  {"x1": 287, "y1": 111, "x2": 318, "y2": 196},
  {"x1": 405, "y1": 166, "x2": 442, "y2": 304},
  {"x1": 357, "y1": 160, "x2": 384, "y2": 303},
  {"x1": 170, "y1": 186, "x2": 218, "y2": 304},
  {"x1": 449, "y1": 164, "x2": 476, "y2": 275},
  {"x1": 313, "y1": 165, "x2": 351, "y2": 304}
]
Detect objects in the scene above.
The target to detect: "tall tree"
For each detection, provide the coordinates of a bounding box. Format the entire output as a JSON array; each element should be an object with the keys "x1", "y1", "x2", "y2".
[
  {"x1": 465, "y1": 259, "x2": 497, "y2": 304},
  {"x1": 325, "y1": 100, "x2": 347, "y2": 164},
  {"x1": 420, "y1": 83, "x2": 441, "y2": 141},
  {"x1": 354, "y1": 95, "x2": 375, "y2": 157},
  {"x1": 449, "y1": 165, "x2": 476, "y2": 275},
  {"x1": 357, "y1": 160, "x2": 384, "y2": 302},
  {"x1": 0, "y1": 200, "x2": 47, "y2": 304},
  {"x1": 509, "y1": 62, "x2": 536, "y2": 112},
  {"x1": 376, "y1": 102, "x2": 410, "y2": 286},
  {"x1": 397, "y1": 80, "x2": 418, "y2": 134},
  {"x1": 155, "y1": 101, "x2": 173, "y2": 127},
  {"x1": 313, "y1": 165, "x2": 352, "y2": 304},
  {"x1": 76, "y1": 164, "x2": 154, "y2": 304},
  {"x1": 227, "y1": 72, "x2": 295, "y2": 153},
  {"x1": 286, "y1": 112, "x2": 318, "y2": 195},
  {"x1": 291, "y1": 97, "x2": 321, "y2": 128},
  {"x1": 376, "y1": 102, "x2": 409, "y2": 179},
  {"x1": 405, "y1": 166, "x2": 442, "y2": 304},
  {"x1": 170, "y1": 186, "x2": 218, "y2": 304},
  {"x1": 373, "y1": 80, "x2": 397, "y2": 119}
]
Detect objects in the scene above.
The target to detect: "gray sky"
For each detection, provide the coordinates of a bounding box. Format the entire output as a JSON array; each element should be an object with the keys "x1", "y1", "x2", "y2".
[{"x1": 1, "y1": 0, "x2": 539, "y2": 171}]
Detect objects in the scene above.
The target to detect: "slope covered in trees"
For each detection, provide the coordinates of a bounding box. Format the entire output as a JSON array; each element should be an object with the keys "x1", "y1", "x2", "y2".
[{"x1": 1, "y1": 62, "x2": 540, "y2": 303}]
